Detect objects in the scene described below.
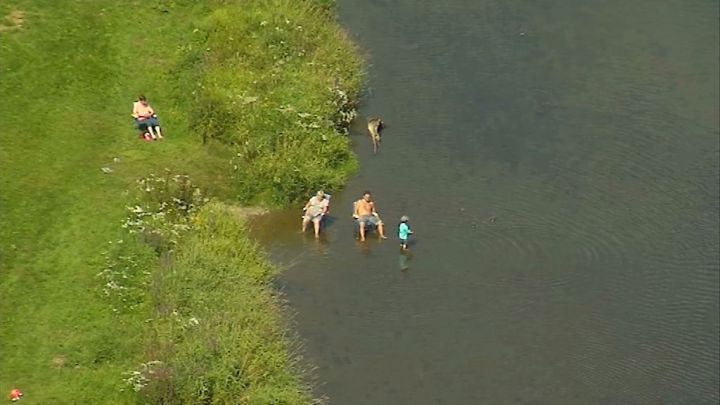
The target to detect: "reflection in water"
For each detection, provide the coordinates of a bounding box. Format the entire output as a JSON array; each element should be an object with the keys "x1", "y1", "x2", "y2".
[
  {"x1": 354, "y1": 240, "x2": 371, "y2": 256},
  {"x1": 303, "y1": 233, "x2": 330, "y2": 257},
  {"x1": 399, "y1": 250, "x2": 413, "y2": 272}
]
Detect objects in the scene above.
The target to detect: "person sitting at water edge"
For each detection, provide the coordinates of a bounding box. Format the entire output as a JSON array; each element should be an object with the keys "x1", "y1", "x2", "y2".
[
  {"x1": 398, "y1": 215, "x2": 413, "y2": 250},
  {"x1": 353, "y1": 191, "x2": 387, "y2": 241},
  {"x1": 302, "y1": 190, "x2": 330, "y2": 237},
  {"x1": 132, "y1": 94, "x2": 163, "y2": 140}
]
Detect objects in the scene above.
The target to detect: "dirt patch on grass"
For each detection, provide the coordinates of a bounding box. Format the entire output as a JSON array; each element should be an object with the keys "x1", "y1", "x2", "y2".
[
  {"x1": 51, "y1": 355, "x2": 66, "y2": 369},
  {"x1": 0, "y1": 10, "x2": 25, "y2": 32}
]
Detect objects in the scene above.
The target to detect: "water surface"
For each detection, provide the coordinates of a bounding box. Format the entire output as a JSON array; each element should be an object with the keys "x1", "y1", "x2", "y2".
[{"x1": 252, "y1": 1, "x2": 719, "y2": 403}]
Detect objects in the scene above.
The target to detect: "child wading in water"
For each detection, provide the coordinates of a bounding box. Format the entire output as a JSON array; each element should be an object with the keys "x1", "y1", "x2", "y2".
[{"x1": 398, "y1": 215, "x2": 413, "y2": 250}]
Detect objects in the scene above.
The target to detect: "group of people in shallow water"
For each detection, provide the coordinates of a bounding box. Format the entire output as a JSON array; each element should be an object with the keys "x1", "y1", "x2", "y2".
[
  {"x1": 302, "y1": 190, "x2": 413, "y2": 250},
  {"x1": 131, "y1": 96, "x2": 413, "y2": 249}
]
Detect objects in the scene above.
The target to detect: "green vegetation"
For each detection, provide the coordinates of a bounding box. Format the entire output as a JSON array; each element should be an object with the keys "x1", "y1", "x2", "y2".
[
  {"x1": 136, "y1": 202, "x2": 310, "y2": 404},
  {"x1": 194, "y1": 3, "x2": 362, "y2": 205},
  {"x1": 0, "y1": 0, "x2": 362, "y2": 403}
]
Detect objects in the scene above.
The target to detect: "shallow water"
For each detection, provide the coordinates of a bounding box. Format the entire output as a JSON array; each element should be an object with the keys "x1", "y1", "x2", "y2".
[{"x1": 250, "y1": 1, "x2": 719, "y2": 403}]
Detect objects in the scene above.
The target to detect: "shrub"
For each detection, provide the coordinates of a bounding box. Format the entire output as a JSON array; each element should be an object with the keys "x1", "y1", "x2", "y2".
[
  {"x1": 187, "y1": 0, "x2": 364, "y2": 206},
  {"x1": 139, "y1": 203, "x2": 311, "y2": 404}
]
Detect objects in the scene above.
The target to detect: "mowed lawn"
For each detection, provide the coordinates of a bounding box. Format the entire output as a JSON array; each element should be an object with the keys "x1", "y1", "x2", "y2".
[{"x1": 0, "y1": 1, "x2": 230, "y2": 402}]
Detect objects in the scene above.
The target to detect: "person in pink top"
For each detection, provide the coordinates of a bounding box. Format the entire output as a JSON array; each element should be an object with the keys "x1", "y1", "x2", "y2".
[{"x1": 132, "y1": 95, "x2": 163, "y2": 140}]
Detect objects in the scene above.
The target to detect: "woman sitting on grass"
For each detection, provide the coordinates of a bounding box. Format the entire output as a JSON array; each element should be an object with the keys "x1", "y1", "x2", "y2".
[{"x1": 132, "y1": 94, "x2": 163, "y2": 140}]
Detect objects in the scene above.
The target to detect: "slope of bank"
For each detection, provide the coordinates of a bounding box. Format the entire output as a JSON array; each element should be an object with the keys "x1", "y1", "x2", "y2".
[{"x1": 0, "y1": 0, "x2": 362, "y2": 403}]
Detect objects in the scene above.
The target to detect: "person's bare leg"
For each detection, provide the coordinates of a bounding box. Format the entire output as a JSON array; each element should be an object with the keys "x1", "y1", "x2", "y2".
[
  {"x1": 377, "y1": 222, "x2": 387, "y2": 239},
  {"x1": 359, "y1": 221, "x2": 366, "y2": 241},
  {"x1": 313, "y1": 218, "x2": 321, "y2": 238},
  {"x1": 301, "y1": 218, "x2": 309, "y2": 233},
  {"x1": 155, "y1": 126, "x2": 163, "y2": 139},
  {"x1": 147, "y1": 126, "x2": 157, "y2": 139}
]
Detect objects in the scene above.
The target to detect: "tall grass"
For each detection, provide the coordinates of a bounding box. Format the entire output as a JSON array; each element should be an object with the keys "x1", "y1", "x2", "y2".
[
  {"x1": 116, "y1": 174, "x2": 312, "y2": 403},
  {"x1": 138, "y1": 202, "x2": 311, "y2": 404},
  {"x1": 191, "y1": 0, "x2": 363, "y2": 205}
]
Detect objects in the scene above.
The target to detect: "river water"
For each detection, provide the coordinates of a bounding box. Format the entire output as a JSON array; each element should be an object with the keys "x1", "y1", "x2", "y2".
[{"x1": 250, "y1": 1, "x2": 719, "y2": 403}]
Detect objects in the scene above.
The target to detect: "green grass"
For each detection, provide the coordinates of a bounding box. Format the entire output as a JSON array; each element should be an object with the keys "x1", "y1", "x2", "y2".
[
  {"x1": 0, "y1": 0, "x2": 362, "y2": 403},
  {"x1": 194, "y1": 1, "x2": 363, "y2": 205},
  {"x1": 138, "y1": 202, "x2": 311, "y2": 404}
]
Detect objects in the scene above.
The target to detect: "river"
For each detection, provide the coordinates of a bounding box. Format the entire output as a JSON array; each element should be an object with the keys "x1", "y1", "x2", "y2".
[{"x1": 250, "y1": 0, "x2": 720, "y2": 403}]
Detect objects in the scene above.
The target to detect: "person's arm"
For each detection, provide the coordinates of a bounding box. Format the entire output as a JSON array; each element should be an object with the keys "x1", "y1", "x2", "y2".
[
  {"x1": 303, "y1": 198, "x2": 312, "y2": 212},
  {"x1": 352, "y1": 200, "x2": 359, "y2": 218},
  {"x1": 132, "y1": 103, "x2": 140, "y2": 119},
  {"x1": 370, "y1": 202, "x2": 380, "y2": 217}
]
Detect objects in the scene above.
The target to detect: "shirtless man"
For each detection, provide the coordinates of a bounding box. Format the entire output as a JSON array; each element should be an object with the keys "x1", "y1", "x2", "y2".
[
  {"x1": 353, "y1": 191, "x2": 387, "y2": 241},
  {"x1": 132, "y1": 95, "x2": 163, "y2": 140}
]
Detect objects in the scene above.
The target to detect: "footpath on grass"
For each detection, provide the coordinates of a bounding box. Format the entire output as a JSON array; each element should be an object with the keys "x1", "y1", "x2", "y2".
[{"x1": 0, "y1": 0, "x2": 362, "y2": 403}]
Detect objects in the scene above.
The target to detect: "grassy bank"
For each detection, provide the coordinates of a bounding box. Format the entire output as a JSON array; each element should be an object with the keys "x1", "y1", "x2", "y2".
[
  {"x1": 0, "y1": 0, "x2": 362, "y2": 403},
  {"x1": 134, "y1": 201, "x2": 310, "y2": 404},
  {"x1": 194, "y1": 2, "x2": 362, "y2": 205}
]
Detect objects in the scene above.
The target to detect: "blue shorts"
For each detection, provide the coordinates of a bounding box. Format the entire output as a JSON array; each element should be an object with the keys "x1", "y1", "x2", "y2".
[
  {"x1": 358, "y1": 215, "x2": 380, "y2": 226},
  {"x1": 135, "y1": 117, "x2": 159, "y2": 130},
  {"x1": 399, "y1": 238, "x2": 408, "y2": 246}
]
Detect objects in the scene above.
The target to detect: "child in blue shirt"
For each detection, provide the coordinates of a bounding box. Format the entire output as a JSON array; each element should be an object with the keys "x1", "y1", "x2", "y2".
[{"x1": 398, "y1": 215, "x2": 413, "y2": 250}]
